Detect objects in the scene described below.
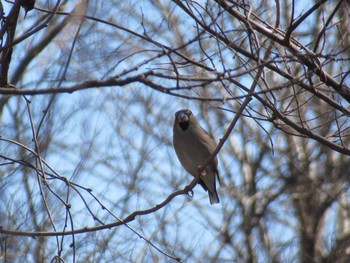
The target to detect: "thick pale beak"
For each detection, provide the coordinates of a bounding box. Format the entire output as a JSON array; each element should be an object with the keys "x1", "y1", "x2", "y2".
[{"x1": 177, "y1": 112, "x2": 189, "y2": 123}]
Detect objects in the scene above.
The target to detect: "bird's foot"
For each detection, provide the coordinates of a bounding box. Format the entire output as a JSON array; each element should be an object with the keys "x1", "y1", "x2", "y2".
[
  {"x1": 197, "y1": 165, "x2": 207, "y2": 178},
  {"x1": 187, "y1": 189, "x2": 194, "y2": 198}
]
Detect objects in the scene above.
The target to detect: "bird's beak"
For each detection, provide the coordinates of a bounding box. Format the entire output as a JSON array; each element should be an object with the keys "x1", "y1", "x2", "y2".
[{"x1": 177, "y1": 112, "x2": 189, "y2": 123}]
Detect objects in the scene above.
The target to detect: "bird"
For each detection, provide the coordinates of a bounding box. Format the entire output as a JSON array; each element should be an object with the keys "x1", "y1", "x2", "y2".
[{"x1": 173, "y1": 109, "x2": 220, "y2": 204}]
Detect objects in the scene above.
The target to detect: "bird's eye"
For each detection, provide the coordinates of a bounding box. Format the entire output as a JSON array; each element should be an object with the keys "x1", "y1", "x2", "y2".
[{"x1": 187, "y1": 110, "x2": 192, "y2": 116}]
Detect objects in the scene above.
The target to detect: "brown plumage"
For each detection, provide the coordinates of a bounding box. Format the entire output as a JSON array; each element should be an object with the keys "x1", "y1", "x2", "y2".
[{"x1": 173, "y1": 109, "x2": 220, "y2": 204}]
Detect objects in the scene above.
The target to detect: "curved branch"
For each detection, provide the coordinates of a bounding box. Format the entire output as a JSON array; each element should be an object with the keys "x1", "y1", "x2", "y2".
[
  {"x1": 0, "y1": 174, "x2": 201, "y2": 238},
  {"x1": 214, "y1": 0, "x2": 350, "y2": 103}
]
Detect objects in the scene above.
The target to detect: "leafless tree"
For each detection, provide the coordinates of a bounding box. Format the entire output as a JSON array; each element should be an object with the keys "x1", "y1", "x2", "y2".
[{"x1": 0, "y1": 0, "x2": 349, "y2": 262}]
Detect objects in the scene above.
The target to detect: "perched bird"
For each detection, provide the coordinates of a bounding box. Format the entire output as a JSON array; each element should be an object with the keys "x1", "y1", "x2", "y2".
[{"x1": 173, "y1": 109, "x2": 220, "y2": 204}]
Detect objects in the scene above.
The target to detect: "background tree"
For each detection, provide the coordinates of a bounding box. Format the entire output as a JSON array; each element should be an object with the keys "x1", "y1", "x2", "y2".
[{"x1": 0, "y1": 0, "x2": 349, "y2": 262}]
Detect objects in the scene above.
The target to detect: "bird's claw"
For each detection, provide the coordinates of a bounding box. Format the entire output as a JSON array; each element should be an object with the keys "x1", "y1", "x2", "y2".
[
  {"x1": 187, "y1": 189, "x2": 194, "y2": 198},
  {"x1": 197, "y1": 165, "x2": 206, "y2": 176}
]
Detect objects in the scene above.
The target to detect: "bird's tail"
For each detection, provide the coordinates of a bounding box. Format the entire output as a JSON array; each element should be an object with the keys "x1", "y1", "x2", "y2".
[{"x1": 209, "y1": 190, "x2": 220, "y2": 204}]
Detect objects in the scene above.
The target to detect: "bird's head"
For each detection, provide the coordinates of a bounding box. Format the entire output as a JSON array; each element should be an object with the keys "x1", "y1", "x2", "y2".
[{"x1": 175, "y1": 109, "x2": 193, "y2": 131}]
